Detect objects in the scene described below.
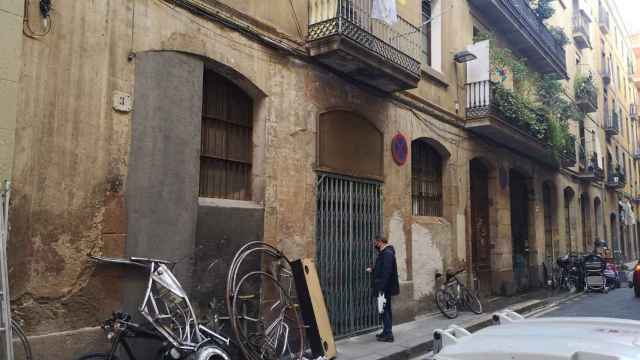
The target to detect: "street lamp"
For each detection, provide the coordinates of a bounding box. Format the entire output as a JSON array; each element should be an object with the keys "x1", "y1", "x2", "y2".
[{"x1": 454, "y1": 50, "x2": 477, "y2": 63}]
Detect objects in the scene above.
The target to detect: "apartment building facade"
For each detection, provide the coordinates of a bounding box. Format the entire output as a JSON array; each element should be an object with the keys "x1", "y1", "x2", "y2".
[{"x1": 4, "y1": 0, "x2": 640, "y2": 357}]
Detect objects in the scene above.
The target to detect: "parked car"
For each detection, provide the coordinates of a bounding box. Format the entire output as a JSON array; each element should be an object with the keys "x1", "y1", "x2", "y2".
[
  {"x1": 632, "y1": 260, "x2": 640, "y2": 297},
  {"x1": 432, "y1": 310, "x2": 640, "y2": 360}
]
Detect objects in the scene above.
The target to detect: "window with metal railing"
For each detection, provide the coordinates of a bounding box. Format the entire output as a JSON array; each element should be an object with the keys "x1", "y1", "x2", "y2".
[
  {"x1": 412, "y1": 139, "x2": 443, "y2": 216},
  {"x1": 199, "y1": 70, "x2": 253, "y2": 200}
]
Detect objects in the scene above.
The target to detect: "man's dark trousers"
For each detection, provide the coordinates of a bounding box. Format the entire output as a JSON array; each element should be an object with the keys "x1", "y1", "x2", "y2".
[{"x1": 382, "y1": 296, "x2": 392, "y2": 336}]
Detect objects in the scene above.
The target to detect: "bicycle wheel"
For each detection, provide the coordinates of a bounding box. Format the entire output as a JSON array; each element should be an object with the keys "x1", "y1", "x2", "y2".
[
  {"x1": 73, "y1": 353, "x2": 120, "y2": 360},
  {"x1": 12, "y1": 320, "x2": 33, "y2": 360},
  {"x1": 461, "y1": 287, "x2": 482, "y2": 314},
  {"x1": 231, "y1": 271, "x2": 305, "y2": 360},
  {"x1": 435, "y1": 288, "x2": 458, "y2": 319}
]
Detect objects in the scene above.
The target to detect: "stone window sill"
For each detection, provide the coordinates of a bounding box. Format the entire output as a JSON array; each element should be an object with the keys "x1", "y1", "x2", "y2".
[{"x1": 198, "y1": 197, "x2": 263, "y2": 209}]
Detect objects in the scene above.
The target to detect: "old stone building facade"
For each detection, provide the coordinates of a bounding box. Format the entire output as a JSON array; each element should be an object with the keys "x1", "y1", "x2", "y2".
[{"x1": 2, "y1": 0, "x2": 639, "y2": 357}]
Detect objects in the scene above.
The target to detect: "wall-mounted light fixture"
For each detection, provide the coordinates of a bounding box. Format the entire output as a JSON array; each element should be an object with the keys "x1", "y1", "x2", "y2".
[{"x1": 453, "y1": 50, "x2": 477, "y2": 63}]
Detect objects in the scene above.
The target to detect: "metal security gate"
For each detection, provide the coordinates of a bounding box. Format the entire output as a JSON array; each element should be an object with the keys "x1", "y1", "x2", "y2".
[{"x1": 316, "y1": 173, "x2": 382, "y2": 338}]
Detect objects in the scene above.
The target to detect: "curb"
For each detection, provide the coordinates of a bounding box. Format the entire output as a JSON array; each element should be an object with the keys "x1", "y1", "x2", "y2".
[{"x1": 374, "y1": 297, "x2": 556, "y2": 360}]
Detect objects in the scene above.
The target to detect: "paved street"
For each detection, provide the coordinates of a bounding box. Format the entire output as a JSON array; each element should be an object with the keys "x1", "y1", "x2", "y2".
[{"x1": 537, "y1": 286, "x2": 640, "y2": 320}]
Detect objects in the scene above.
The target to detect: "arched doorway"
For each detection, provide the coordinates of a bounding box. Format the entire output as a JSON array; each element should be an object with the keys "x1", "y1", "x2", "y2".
[
  {"x1": 594, "y1": 197, "x2": 602, "y2": 245},
  {"x1": 470, "y1": 158, "x2": 492, "y2": 295},
  {"x1": 510, "y1": 169, "x2": 530, "y2": 291},
  {"x1": 580, "y1": 193, "x2": 591, "y2": 252},
  {"x1": 564, "y1": 187, "x2": 576, "y2": 253},
  {"x1": 619, "y1": 204, "x2": 626, "y2": 259},
  {"x1": 315, "y1": 110, "x2": 383, "y2": 337},
  {"x1": 610, "y1": 213, "x2": 618, "y2": 256},
  {"x1": 542, "y1": 182, "x2": 555, "y2": 262}
]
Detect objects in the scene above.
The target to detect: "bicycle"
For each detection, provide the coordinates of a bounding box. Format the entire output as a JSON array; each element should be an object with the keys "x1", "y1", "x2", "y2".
[
  {"x1": 74, "y1": 256, "x2": 232, "y2": 360},
  {"x1": 434, "y1": 269, "x2": 483, "y2": 319}
]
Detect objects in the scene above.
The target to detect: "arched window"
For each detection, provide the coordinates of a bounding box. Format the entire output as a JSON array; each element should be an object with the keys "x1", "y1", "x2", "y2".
[
  {"x1": 412, "y1": 139, "x2": 443, "y2": 216},
  {"x1": 199, "y1": 70, "x2": 253, "y2": 200}
]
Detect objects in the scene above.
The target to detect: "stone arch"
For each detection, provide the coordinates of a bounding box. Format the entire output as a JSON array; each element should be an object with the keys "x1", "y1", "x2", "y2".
[
  {"x1": 563, "y1": 187, "x2": 576, "y2": 253},
  {"x1": 509, "y1": 168, "x2": 534, "y2": 291},
  {"x1": 580, "y1": 192, "x2": 592, "y2": 252},
  {"x1": 542, "y1": 181, "x2": 558, "y2": 261},
  {"x1": 469, "y1": 156, "x2": 498, "y2": 295},
  {"x1": 317, "y1": 110, "x2": 383, "y2": 180},
  {"x1": 594, "y1": 196, "x2": 603, "y2": 243}
]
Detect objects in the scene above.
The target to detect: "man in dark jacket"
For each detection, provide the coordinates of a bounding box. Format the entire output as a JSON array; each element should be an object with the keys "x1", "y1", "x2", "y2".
[{"x1": 371, "y1": 236, "x2": 399, "y2": 342}]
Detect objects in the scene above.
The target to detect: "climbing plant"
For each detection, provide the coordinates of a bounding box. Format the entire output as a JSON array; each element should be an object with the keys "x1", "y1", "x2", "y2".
[
  {"x1": 548, "y1": 26, "x2": 570, "y2": 47},
  {"x1": 529, "y1": 0, "x2": 556, "y2": 21}
]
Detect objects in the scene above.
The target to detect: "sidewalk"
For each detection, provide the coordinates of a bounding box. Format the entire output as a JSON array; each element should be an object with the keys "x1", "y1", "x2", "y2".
[{"x1": 334, "y1": 289, "x2": 578, "y2": 360}]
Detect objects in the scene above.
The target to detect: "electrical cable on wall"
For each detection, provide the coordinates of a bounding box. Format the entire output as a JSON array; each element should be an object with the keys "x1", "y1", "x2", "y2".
[{"x1": 23, "y1": 0, "x2": 54, "y2": 38}]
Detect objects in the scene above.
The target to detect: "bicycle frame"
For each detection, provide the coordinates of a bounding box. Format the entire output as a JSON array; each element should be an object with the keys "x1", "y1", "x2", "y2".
[{"x1": 90, "y1": 256, "x2": 231, "y2": 359}]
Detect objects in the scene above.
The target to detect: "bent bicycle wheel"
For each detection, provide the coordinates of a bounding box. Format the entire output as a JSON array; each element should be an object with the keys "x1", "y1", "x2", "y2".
[
  {"x1": 231, "y1": 270, "x2": 305, "y2": 360},
  {"x1": 12, "y1": 320, "x2": 33, "y2": 360},
  {"x1": 461, "y1": 287, "x2": 482, "y2": 314},
  {"x1": 435, "y1": 288, "x2": 458, "y2": 319}
]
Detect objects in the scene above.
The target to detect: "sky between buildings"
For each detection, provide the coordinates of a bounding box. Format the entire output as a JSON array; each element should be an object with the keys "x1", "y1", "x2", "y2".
[{"x1": 616, "y1": 0, "x2": 640, "y2": 35}]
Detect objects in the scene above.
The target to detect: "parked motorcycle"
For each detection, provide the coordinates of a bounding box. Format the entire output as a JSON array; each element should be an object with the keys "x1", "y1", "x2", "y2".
[{"x1": 603, "y1": 261, "x2": 620, "y2": 289}]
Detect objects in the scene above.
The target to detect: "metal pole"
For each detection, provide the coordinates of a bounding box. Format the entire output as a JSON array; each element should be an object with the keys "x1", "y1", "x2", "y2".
[{"x1": 1, "y1": 180, "x2": 14, "y2": 359}]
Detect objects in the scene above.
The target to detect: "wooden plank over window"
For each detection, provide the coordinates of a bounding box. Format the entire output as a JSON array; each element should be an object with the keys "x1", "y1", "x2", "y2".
[
  {"x1": 200, "y1": 70, "x2": 253, "y2": 200},
  {"x1": 412, "y1": 139, "x2": 443, "y2": 216}
]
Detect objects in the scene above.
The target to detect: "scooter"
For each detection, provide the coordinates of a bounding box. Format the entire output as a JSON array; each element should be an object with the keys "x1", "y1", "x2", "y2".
[{"x1": 603, "y1": 261, "x2": 620, "y2": 289}]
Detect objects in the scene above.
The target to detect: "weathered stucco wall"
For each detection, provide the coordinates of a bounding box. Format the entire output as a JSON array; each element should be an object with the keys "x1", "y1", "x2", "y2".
[{"x1": 9, "y1": 3, "x2": 634, "y2": 358}]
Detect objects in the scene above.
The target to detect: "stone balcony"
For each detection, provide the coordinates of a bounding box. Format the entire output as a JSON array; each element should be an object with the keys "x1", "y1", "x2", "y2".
[
  {"x1": 468, "y1": 0, "x2": 567, "y2": 78},
  {"x1": 599, "y1": 4, "x2": 610, "y2": 34},
  {"x1": 465, "y1": 80, "x2": 563, "y2": 167},
  {"x1": 307, "y1": 0, "x2": 421, "y2": 92},
  {"x1": 604, "y1": 111, "x2": 619, "y2": 137},
  {"x1": 573, "y1": 12, "x2": 591, "y2": 50},
  {"x1": 606, "y1": 167, "x2": 626, "y2": 189}
]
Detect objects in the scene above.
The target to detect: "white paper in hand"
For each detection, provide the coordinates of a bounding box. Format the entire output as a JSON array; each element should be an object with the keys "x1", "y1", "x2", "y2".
[{"x1": 377, "y1": 292, "x2": 387, "y2": 314}]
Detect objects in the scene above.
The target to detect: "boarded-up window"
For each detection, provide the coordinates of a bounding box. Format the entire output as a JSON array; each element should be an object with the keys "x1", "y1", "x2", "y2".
[
  {"x1": 199, "y1": 71, "x2": 253, "y2": 200},
  {"x1": 412, "y1": 139, "x2": 443, "y2": 216}
]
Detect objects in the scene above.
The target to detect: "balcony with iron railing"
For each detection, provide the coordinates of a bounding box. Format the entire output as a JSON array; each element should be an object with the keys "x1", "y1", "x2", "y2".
[
  {"x1": 467, "y1": 0, "x2": 567, "y2": 78},
  {"x1": 606, "y1": 165, "x2": 626, "y2": 189},
  {"x1": 577, "y1": 143, "x2": 604, "y2": 181},
  {"x1": 599, "y1": 3, "x2": 610, "y2": 34},
  {"x1": 307, "y1": 0, "x2": 421, "y2": 92},
  {"x1": 465, "y1": 80, "x2": 569, "y2": 167},
  {"x1": 605, "y1": 111, "x2": 619, "y2": 136},
  {"x1": 573, "y1": 12, "x2": 591, "y2": 50},
  {"x1": 575, "y1": 73, "x2": 598, "y2": 113},
  {"x1": 602, "y1": 63, "x2": 611, "y2": 85}
]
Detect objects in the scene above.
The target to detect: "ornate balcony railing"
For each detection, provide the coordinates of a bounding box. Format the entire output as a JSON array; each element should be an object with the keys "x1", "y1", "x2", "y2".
[
  {"x1": 573, "y1": 12, "x2": 591, "y2": 49},
  {"x1": 577, "y1": 142, "x2": 604, "y2": 181},
  {"x1": 599, "y1": 3, "x2": 610, "y2": 34},
  {"x1": 605, "y1": 111, "x2": 619, "y2": 137},
  {"x1": 606, "y1": 166, "x2": 626, "y2": 189},
  {"x1": 468, "y1": 0, "x2": 567, "y2": 78},
  {"x1": 465, "y1": 80, "x2": 570, "y2": 166},
  {"x1": 308, "y1": 0, "x2": 421, "y2": 87},
  {"x1": 602, "y1": 64, "x2": 611, "y2": 85}
]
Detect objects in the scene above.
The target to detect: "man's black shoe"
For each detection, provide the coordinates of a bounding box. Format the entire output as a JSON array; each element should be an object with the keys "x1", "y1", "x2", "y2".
[
  {"x1": 375, "y1": 332, "x2": 384, "y2": 338},
  {"x1": 377, "y1": 335, "x2": 394, "y2": 342}
]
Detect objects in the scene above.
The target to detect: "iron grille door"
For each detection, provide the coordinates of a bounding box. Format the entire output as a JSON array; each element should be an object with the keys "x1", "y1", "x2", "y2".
[{"x1": 316, "y1": 173, "x2": 382, "y2": 338}]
